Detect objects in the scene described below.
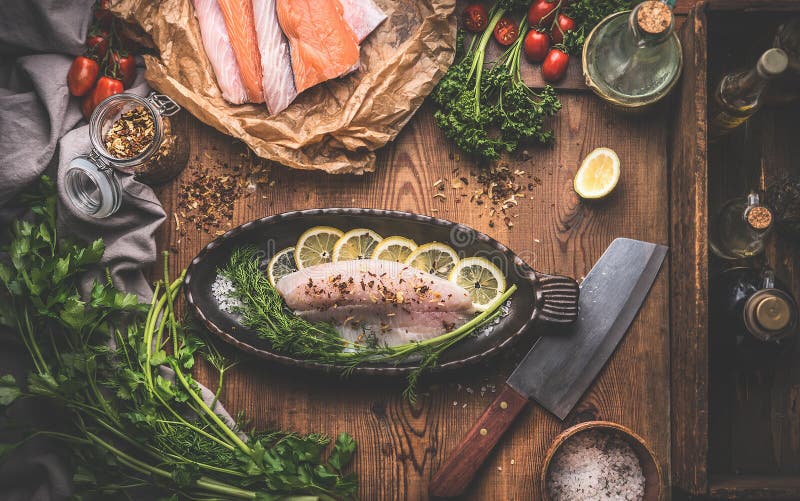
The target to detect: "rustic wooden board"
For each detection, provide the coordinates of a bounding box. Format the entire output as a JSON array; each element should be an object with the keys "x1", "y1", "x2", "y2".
[
  {"x1": 668, "y1": 3, "x2": 709, "y2": 497},
  {"x1": 153, "y1": 87, "x2": 672, "y2": 499},
  {"x1": 670, "y1": 1, "x2": 800, "y2": 499}
]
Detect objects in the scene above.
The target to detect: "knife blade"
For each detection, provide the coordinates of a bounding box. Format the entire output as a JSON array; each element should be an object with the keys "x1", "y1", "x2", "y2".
[{"x1": 429, "y1": 238, "x2": 668, "y2": 498}]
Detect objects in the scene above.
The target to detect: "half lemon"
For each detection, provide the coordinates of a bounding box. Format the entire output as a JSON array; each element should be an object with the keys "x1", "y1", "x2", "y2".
[
  {"x1": 332, "y1": 228, "x2": 383, "y2": 262},
  {"x1": 449, "y1": 257, "x2": 507, "y2": 311},
  {"x1": 295, "y1": 226, "x2": 343, "y2": 269},
  {"x1": 573, "y1": 147, "x2": 620, "y2": 200}
]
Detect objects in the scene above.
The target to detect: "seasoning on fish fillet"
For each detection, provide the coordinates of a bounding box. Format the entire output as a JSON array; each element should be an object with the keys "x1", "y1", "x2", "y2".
[
  {"x1": 192, "y1": 0, "x2": 249, "y2": 104},
  {"x1": 217, "y1": 0, "x2": 265, "y2": 103},
  {"x1": 275, "y1": 0, "x2": 360, "y2": 94},
  {"x1": 339, "y1": 0, "x2": 387, "y2": 43},
  {"x1": 299, "y1": 306, "x2": 471, "y2": 347},
  {"x1": 252, "y1": 0, "x2": 297, "y2": 114},
  {"x1": 275, "y1": 260, "x2": 475, "y2": 313}
]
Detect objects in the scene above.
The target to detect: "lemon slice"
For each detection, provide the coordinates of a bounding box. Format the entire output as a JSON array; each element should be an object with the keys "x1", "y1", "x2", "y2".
[
  {"x1": 371, "y1": 236, "x2": 418, "y2": 263},
  {"x1": 267, "y1": 247, "x2": 297, "y2": 286},
  {"x1": 573, "y1": 147, "x2": 621, "y2": 199},
  {"x1": 295, "y1": 226, "x2": 343, "y2": 269},
  {"x1": 332, "y1": 228, "x2": 383, "y2": 262},
  {"x1": 405, "y1": 242, "x2": 459, "y2": 278},
  {"x1": 449, "y1": 257, "x2": 507, "y2": 311}
]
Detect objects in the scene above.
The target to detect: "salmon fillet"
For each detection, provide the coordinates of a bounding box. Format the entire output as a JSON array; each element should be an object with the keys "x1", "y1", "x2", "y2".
[
  {"x1": 217, "y1": 0, "x2": 265, "y2": 103},
  {"x1": 193, "y1": 0, "x2": 248, "y2": 104},
  {"x1": 339, "y1": 0, "x2": 386, "y2": 43},
  {"x1": 252, "y1": 0, "x2": 297, "y2": 114},
  {"x1": 275, "y1": 0, "x2": 360, "y2": 94}
]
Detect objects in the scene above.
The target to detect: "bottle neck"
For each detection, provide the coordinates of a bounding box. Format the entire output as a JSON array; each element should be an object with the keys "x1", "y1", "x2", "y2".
[{"x1": 628, "y1": 1, "x2": 674, "y2": 47}]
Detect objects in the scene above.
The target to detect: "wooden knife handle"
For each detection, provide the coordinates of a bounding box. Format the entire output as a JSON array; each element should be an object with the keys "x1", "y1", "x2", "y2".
[{"x1": 429, "y1": 383, "x2": 529, "y2": 498}]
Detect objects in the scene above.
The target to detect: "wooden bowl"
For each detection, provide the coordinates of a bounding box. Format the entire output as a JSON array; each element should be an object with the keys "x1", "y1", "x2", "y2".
[{"x1": 540, "y1": 421, "x2": 663, "y2": 501}]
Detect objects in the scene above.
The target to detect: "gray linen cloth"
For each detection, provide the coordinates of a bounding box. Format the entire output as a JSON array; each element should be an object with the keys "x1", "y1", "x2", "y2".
[{"x1": 0, "y1": 2, "x2": 239, "y2": 499}]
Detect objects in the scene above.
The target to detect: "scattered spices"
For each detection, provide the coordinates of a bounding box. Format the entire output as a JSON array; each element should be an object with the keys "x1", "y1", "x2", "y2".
[
  {"x1": 104, "y1": 106, "x2": 154, "y2": 159},
  {"x1": 177, "y1": 144, "x2": 272, "y2": 234},
  {"x1": 431, "y1": 162, "x2": 537, "y2": 228}
]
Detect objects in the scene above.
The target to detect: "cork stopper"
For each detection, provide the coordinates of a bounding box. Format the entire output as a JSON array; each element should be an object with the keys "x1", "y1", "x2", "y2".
[
  {"x1": 756, "y1": 48, "x2": 789, "y2": 78},
  {"x1": 636, "y1": 1, "x2": 672, "y2": 34},
  {"x1": 746, "y1": 205, "x2": 773, "y2": 230}
]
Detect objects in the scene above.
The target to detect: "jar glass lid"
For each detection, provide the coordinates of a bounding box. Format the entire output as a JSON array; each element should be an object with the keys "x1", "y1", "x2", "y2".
[{"x1": 64, "y1": 156, "x2": 121, "y2": 218}]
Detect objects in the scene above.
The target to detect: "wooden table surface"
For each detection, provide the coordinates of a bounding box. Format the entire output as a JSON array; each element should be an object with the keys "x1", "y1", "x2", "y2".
[{"x1": 153, "y1": 3, "x2": 701, "y2": 498}]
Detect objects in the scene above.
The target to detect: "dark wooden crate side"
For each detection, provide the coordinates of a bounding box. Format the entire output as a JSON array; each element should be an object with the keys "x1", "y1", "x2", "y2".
[{"x1": 669, "y1": 2, "x2": 710, "y2": 497}]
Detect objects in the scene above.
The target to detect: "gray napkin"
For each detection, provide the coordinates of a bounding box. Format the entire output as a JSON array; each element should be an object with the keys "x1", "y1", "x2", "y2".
[{"x1": 0, "y1": 1, "x2": 238, "y2": 499}]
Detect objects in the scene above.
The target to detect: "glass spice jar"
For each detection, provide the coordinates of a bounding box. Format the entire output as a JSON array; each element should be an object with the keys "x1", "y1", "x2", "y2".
[{"x1": 64, "y1": 92, "x2": 188, "y2": 218}]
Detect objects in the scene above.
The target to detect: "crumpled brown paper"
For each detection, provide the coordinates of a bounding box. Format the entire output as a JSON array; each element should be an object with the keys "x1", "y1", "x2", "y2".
[{"x1": 111, "y1": 0, "x2": 456, "y2": 174}]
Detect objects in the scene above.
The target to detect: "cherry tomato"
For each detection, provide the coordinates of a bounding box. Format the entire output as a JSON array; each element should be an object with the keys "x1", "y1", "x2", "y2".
[
  {"x1": 542, "y1": 48, "x2": 569, "y2": 82},
  {"x1": 94, "y1": 0, "x2": 112, "y2": 23},
  {"x1": 552, "y1": 13, "x2": 577, "y2": 44},
  {"x1": 67, "y1": 56, "x2": 100, "y2": 97},
  {"x1": 92, "y1": 76, "x2": 124, "y2": 107},
  {"x1": 493, "y1": 17, "x2": 519, "y2": 46},
  {"x1": 111, "y1": 51, "x2": 137, "y2": 88},
  {"x1": 81, "y1": 92, "x2": 96, "y2": 120},
  {"x1": 527, "y1": 0, "x2": 558, "y2": 27},
  {"x1": 523, "y1": 30, "x2": 551, "y2": 63},
  {"x1": 462, "y1": 4, "x2": 489, "y2": 33},
  {"x1": 87, "y1": 30, "x2": 110, "y2": 58}
]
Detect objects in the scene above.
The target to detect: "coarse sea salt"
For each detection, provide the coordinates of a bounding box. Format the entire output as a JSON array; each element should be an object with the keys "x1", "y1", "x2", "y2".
[
  {"x1": 212, "y1": 274, "x2": 243, "y2": 314},
  {"x1": 546, "y1": 429, "x2": 645, "y2": 501}
]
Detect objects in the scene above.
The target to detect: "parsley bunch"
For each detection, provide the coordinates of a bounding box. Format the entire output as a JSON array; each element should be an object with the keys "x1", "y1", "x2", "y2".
[
  {"x1": 562, "y1": 0, "x2": 636, "y2": 54},
  {"x1": 0, "y1": 178, "x2": 357, "y2": 500},
  {"x1": 432, "y1": 12, "x2": 560, "y2": 162}
]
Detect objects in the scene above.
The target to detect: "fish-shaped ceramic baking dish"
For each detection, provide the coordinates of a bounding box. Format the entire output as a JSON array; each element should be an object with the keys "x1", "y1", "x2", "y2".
[{"x1": 185, "y1": 209, "x2": 579, "y2": 375}]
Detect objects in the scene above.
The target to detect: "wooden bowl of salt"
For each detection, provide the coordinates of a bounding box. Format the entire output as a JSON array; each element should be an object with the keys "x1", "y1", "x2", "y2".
[{"x1": 540, "y1": 421, "x2": 662, "y2": 501}]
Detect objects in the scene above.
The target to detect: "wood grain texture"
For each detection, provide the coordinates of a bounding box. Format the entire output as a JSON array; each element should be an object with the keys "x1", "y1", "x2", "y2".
[
  {"x1": 429, "y1": 383, "x2": 529, "y2": 497},
  {"x1": 144, "y1": 0, "x2": 695, "y2": 486},
  {"x1": 668, "y1": 2, "x2": 709, "y2": 497}
]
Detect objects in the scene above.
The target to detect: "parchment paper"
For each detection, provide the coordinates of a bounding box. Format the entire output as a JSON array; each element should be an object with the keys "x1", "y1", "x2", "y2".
[{"x1": 111, "y1": 0, "x2": 456, "y2": 174}]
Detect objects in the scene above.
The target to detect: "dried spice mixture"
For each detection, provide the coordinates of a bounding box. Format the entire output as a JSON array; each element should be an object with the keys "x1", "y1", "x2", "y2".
[{"x1": 104, "y1": 106, "x2": 154, "y2": 159}]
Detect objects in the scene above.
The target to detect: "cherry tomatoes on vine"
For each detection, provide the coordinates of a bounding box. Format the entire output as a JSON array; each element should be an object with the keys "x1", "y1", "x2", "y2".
[
  {"x1": 552, "y1": 13, "x2": 576, "y2": 44},
  {"x1": 493, "y1": 17, "x2": 519, "y2": 46},
  {"x1": 523, "y1": 30, "x2": 551, "y2": 63},
  {"x1": 86, "y1": 30, "x2": 110, "y2": 58},
  {"x1": 111, "y1": 51, "x2": 137, "y2": 88},
  {"x1": 527, "y1": 0, "x2": 558, "y2": 27},
  {"x1": 92, "y1": 76, "x2": 124, "y2": 107},
  {"x1": 67, "y1": 56, "x2": 99, "y2": 97},
  {"x1": 542, "y1": 48, "x2": 570, "y2": 82},
  {"x1": 462, "y1": 4, "x2": 489, "y2": 33}
]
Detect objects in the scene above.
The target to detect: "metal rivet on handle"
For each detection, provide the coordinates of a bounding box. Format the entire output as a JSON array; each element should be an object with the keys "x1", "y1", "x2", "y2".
[
  {"x1": 479, "y1": 428, "x2": 488, "y2": 436},
  {"x1": 500, "y1": 401, "x2": 508, "y2": 409}
]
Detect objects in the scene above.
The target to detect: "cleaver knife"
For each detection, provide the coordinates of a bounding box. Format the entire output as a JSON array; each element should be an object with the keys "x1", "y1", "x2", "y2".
[{"x1": 429, "y1": 238, "x2": 668, "y2": 498}]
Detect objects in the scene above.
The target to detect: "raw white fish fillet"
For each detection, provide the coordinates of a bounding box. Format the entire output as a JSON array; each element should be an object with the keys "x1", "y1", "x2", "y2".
[
  {"x1": 299, "y1": 306, "x2": 470, "y2": 347},
  {"x1": 276, "y1": 259, "x2": 474, "y2": 313},
  {"x1": 252, "y1": 0, "x2": 297, "y2": 114},
  {"x1": 339, "y1": 0, "x2": 387, "y2": 43},
  {"x1": 192, "y1": 0, "x2": 249, "y2": 104}
]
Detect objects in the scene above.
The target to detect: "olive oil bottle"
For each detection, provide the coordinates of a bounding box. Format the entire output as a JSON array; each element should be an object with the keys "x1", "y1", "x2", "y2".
[
  {"x1": 709, "y1": 48, "x2": 789, "y2": 138},
  {"x1": 709, "y1": 191, "x2": 774, "y2": 260}
]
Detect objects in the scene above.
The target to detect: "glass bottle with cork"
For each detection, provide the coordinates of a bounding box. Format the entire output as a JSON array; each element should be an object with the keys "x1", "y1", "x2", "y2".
[
  {"x1": 709, "y1": 48, "x2": 789, "y2": 138},
  {"x1": 582, "y1": 0, "x2": 682, "y2": 111},
  {"x1": 709, "y1": 191, "x2": 774, "y2": 260},
  {"x1": 711, "y1": 266, "x2": 798, "y2": 370}
]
